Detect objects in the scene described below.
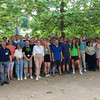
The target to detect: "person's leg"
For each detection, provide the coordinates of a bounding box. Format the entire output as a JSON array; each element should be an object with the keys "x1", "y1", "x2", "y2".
[
  {"x1": 44, "y1": 62, "x2": 47, "y2": 75},
  {"x1": 7, "y1": 63, "x2": 10, "y2": 80},
  {"x1": 58, "y1": 60, "x2": 62, "y2": 75},
  {"x1": 52, "y1": 61, "x2": 56, "y2": 76},
  {"x1": 19, "y1": 59, "x2": 23, "y2": 79},
  {"x1": 16, "y1": 61, "x2": 20, "y2": 79},
  {"x1": 29, "y1": 60, "x2": 33, "y2": 78},
  {"x1": 79, "y1": 50, "x2": 83, "y2": 70},
  {"x1": 71, "y1": 59, "x2": 75, "y2": 74},
  {"x1": 47, "y1": 62, "x2": 50, "y2": 74},
  {"x1": 24, "y1": 59, "x2": 28, "y2": 79},
  {"x1": 76, "y1": 60, "x2": 83, "y2": 75},
  {"x1": 10, "y1": 62, "x2": 14, "y2": 79}
]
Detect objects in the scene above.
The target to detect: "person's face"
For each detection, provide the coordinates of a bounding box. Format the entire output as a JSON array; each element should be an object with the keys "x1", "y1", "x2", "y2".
[
  {"x1": 1, "y1": 42, "x2": 6, "y2": 48},
  {"x1": 15, "y1": 36, "x2": 18, "y2": 40},
  {"x1": 8, "y1": 40, "x2": 12, "y2": 45},
  {"x1": 37, "y1": 41, "x2": 41, "y2": 45},
  {"x1": 44, "y1": 41, "x2": 47, "y2": 46},
  {"x1": 11, "y1": 37, "x2": 15, "y2": 41},
  {"x1": 64, "y1": 38, "x2": 67, "y2": 43},
  {"x1": 60, "y1": 37, "x2": 63, "y2": 41},
  {"x1": 72, "y1": 39, "x2": 76, "y2": 44},
  {"x1": 3, "y1": 38, "x2": 7, "y2": 42},
  {"x1": 25, "y1": 35, "x2": 28, "y2": 39},
  {"x1": 17, "y1": 44, "x2": 21, "y2": 49},
  {"x1": 25, "y1": 41, "x2": 29, "y2": 46},
  {"x1": 80, "y1": 38, "x2": 82, "y2": 42},
  {"x1": 89, "y1": 43, "x2": 93, "y2": 47},
  {"x1": 20, "y1": 36, "x2": 23, "y2": 41},
  {"x1": 30, "y1": 39, "x2": 33, "y2": 44},
  {"x1": 55, "y1": 40, "x2": 58, "y2": 45}
]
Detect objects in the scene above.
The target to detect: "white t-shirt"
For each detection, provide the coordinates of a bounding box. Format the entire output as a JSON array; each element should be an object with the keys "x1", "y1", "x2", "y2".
[
  {"x1": 14, "y1": 49, "x2": 23, "y2": 58},
  {"x1": 33, "y1": 45, "x2": 44, "y2": 56}
]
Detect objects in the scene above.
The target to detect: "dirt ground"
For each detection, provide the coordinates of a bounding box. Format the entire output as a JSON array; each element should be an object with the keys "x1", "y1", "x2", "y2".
[{"x1": 0, "y1": 71, "x2": 100, "y2": 100}]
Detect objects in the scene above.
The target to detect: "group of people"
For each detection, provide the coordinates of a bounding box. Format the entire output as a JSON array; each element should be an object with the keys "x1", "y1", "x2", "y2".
[{"x1": 0, "y1": 34, "x2": 100, "y2": 86}]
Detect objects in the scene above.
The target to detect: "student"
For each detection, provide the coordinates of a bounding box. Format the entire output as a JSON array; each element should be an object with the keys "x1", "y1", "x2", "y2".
[
  {"x1": 44, "y1": 41, "x2": 51, "y2": 77},
  {"x1": 79, "y1": 37, "x2": 86, "y2": 72},
  {"x1": 6, "y1": 40, "x2": 15, "y2": 80},
  {"x1": 70, "y1": 39, "x2": 83, "y2": 75},
  {"x1": 61, "y1": 38, "x2": 71, "y2": 75},
  {"x1": 52, "y1": 39, "x2": 63, "y2": 76},
  {"x1": 14, "y1": 44, "x2": 23, "y2": 80},
  {"x1": 0, "y1": 42, "x2": 12, "y2": 86},
  {"x1": 33, "y1": 40, "x2": 44, "y2": 81},
  {"x1": 22, "y1": 40, "x2": 33, "y2": 80}
]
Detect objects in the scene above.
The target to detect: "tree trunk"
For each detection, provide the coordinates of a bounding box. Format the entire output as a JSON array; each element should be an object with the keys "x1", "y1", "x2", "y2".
[{"x1": 60, "y1": 2, "x2": 65, "y2": 38}]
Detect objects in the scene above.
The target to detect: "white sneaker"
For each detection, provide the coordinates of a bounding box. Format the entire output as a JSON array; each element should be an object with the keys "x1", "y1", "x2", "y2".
[
  {"x1": 48, "y1": 74, "x2": 50, "y2": 77},
  {"x1": 38, "y1": 76, "x2": 42, "y2": 79},
  {"x1": 36, "y1": 77, "x2": 39, "y2": 81},
  {"x1": 21, "y1": 77, "x2": 23, "y2": 80},
  {"x1": 80, "y1": 71, "x2": 83, "y2": 75},
  {"x1": 30, "y1": 76, "x2": 33, "y2": 80},
  {"x1": 73, "y1": 70, "x2": 75, "y2": 74},
  {"x1": 84, "y1": 69, "x2": 86, "y2": 72},
  {"x1": 24, "y1": 76, "x2": 27, "y2": 80},
  {"x1": 18, "y1": 78, "x2": 20, "y2": 81},
  {"x1": 45, "y1": 75, "x2": 48, "y2": 78},
  {"x1": 27, "y1": 73, "x2": 30, "y2": 77}
]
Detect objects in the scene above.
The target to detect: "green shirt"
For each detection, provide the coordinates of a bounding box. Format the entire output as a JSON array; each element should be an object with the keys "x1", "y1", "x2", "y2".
[
  {"x1": 79, "y1": 42, "x2": 86, "y2": 50},
  {"x1": 71, "y1": 45, "x2": 79, "y2": 56}
]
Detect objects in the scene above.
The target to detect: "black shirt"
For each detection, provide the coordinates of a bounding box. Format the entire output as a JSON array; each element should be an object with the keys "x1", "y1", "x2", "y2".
[
  {"x1": 22, "y1": 46, "x2": 32, "y2": 59},
  {"x1": 30, "y1": 44, "x2": 35, "y2": 51}
]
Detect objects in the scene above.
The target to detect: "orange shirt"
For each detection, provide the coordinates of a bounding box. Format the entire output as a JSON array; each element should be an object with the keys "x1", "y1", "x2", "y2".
[{"x1": 6, "y1": 45, "x2": 15, "y2": 59}]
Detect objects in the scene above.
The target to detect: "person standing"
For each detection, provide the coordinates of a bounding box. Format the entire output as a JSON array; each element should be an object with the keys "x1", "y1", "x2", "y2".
[
  {"x1": 52, "y1": 39, "x2": 63, "y2": 76},
  {"x1": 70, "y1": 39, "x2": 83, "y2": 75},
  {"x1": 79, "y1": 37, "x2": 86, "y2": 72},
  {"x1": 61, "y1": 38, "x2": 71, "y2": 75},
  {"x1": 14, "y1": 44, "x2": 24, "y2": 80},
  {"x1": 6, "y1": 40, "x2": 15, "y2": 80},
  {"x1": 22, "y1": 40, "x2": 33, "y2": 80},
  {"x1": 33, "y1": 40, "x2": 44, "y2": 81},
  {"x1": 0, "y1": 42, "x2": 12, "y2": 86}
]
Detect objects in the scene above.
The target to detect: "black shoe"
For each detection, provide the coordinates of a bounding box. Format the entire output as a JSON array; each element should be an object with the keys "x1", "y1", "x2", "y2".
[
  {"x1": 1, "y1": 82, "x2": 5, "y2": 86},
  {"x1": 62, "y1": 71, "x2": 65, "y2": 75},
  {"x1": 67, "y1": 71, "x2": 71, "y2": 74},
  {"x1": 4, "y1": 81, "x2": 9, "y2": 84}
]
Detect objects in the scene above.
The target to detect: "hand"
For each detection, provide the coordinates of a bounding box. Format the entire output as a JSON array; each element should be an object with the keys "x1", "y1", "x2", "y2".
[
  {"x1": 61, "y1": 59, "x2": 62, "y2": 62},
  {"x1": 10, "y1": 62, "x2": 12, "y2": 66},
  {"x1": 18, "y1": 61, "x2": 20, "y2": 64},
  {"x1": 69, "y1": 56, "x2": 71, "y2": 59},
  {"x1": 78, "y1": 55, "x2": 80, "y2": 58},
  {"x1": 62, "y1": 56, "x2": 64, "y2": 60},
  {"x1": 42, "y1": 58, "x2": 44, "y2": 62},
  {"x1": 27, "y1": 58, "x2": 30, "y2": 62},
  {"x1": 34, "y1": 58, "x2": 37, "y2": 62},
  {"x1": 96, "y1": 53, "x2": 98, "y2": 56},
  {"x1": 53, "y1": 59, "x2": 54, "y2": 62}
]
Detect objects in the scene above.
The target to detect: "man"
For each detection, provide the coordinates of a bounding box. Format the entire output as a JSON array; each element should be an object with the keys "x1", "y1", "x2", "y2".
[
  {"x1": 14, "y1": 35, "x2": 20, "y2": 44},
  {"x1": 61, "y1": 38, "x2": 71, "y2": 75},
  {"x1": 3, "y1": 37, "x2": 8, "y2": 45},
  {"x1": 52, "y1": 39, "x2": 63, "y2": 76},
  {"x1": 22, "y1": 40, "x2": 33, "y2": 80},
  {"x1": 19, "y1": 35, "x2": 26, "y2": 49},
  {"x1": 0, "y1": 42, "x2": 12, "y2": 86}
]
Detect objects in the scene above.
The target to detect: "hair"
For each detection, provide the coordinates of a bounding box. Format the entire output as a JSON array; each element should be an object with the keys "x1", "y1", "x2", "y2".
[
  {"x1": 8, "y1": 39, "x2": 12, "y2": 43},
  {"x1": 25, "y1": 40, "x2": 29, "y2": 42},
  {"x1": 16, "y1": 44, "x2": 21, "y2": 49},
  {"x1": 44, "y1": 41, "x2": 50, "y2": 54},
  {"x1": 3, "y1": 37, "x2": 7, "y2": 40},
  {"x1": 71, "y1": 39, "x2": 78, "y2": 50}
]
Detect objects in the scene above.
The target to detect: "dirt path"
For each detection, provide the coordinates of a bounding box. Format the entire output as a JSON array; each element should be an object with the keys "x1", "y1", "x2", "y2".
[{"x1": 0, "y1": 71, "x2": 100, "y2": 100}]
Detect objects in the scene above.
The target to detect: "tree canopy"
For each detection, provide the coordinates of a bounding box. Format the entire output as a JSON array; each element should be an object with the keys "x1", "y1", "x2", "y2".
[{"x1": 0, "y1": 0, "x2": 100, "y2": 39}]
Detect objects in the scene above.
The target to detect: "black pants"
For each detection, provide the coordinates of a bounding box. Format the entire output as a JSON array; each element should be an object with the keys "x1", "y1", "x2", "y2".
[{"x1": 87, "y1": 54, "x2": 96, "y2": 71}]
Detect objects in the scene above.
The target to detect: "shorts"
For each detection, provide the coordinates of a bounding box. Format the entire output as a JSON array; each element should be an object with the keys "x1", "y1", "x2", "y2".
[
  {"x1": 24, "y1": 58, "x2": 32, "y2": 67},
  {"x1": 44, "y1": 54, "x2": 50, "y2": 62},
  {"x1": 62, "y1": 57, "x2": 70, "y2": 64},
  {"x1": 8, "y1": 61, "x2": 14, "y2": 72},
  {"x1": 54, "y1": 60, "x2": 61, "y2": 66},
  {"x1": 71, "y1": 56, "x2": 79, "y2": 61}
]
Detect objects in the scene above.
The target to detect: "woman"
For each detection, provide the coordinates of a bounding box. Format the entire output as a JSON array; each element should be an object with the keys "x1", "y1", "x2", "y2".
[
  {"x1": 44, "y1": 41, "x2": 51, "y2": 77},
  {"x1": 86, "y1": 42, "x2": 96, "y2": 71},
  {"x1": 14, "y1": 44, "x2": 23, "y2": 80},
  {"x1": 33, "y1": 40, "x2": 44, "y2": 81},
  {"x1": 96, "y1": 40, "x2": 100, "y2": 71},
  {"x1": 71, "y1": 39, "x2": 83, "y2": 75},
  {"x1": 79, "y1": 38, "x2": 86, "y2": 72},
  {"x1": 6, "y1": 40, "x2": 15, "y2": 80}
]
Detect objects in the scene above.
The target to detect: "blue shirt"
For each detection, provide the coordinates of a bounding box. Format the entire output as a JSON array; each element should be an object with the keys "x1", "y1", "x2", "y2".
[
  {"x1": 18, "y1": 41, "x2": 26, "y2": 49},
  {"x1": 61, "y1": 43, "x2": 70, "y2": 57},
  {"x1": 0, "y1": 47, "x2": 11, "y2": 62},
  {"x1": 79, "y1": 42, "x2": 86, "y2": 50},
  {"x1": 52, "y1": 45, "x2": 62, "y2": 60}
]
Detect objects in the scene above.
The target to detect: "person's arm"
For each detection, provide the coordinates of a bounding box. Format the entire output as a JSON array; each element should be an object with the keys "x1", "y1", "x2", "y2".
[
  {"x1": 9, "y1": 55, "x2": 12, "y2": 66},
  {"x1": 78, "y1": 48, "x2": 80, "y2": 58},
  {"x1": 60, "y1": 51, "x2": 63, "y2": 62},
  {"x1": 23, "y1": 52, "x2": 29, "y2": 61},
  {"x1": 52, "y1": 52, "x2": 54, "y2": 62},
  {"x1": 69, "y1": 48, "x2": 71, "y2": 59},
  {"x1": 42, "y1": 46, "x2": 44, "y2": 62}
]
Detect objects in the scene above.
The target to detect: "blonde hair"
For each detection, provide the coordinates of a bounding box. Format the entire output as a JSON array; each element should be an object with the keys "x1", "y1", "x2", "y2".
[{"x1": 44, "y1": 41, "x2": 50, "y2": 54}]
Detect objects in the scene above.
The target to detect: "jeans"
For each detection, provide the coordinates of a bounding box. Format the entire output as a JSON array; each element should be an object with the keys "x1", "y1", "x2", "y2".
[
  {"x1": 0, "y1": 61, "x2": 9, "y2": 82},
  {"x1": 15, "y1": 59, "x2": 23, "y2": 78}
]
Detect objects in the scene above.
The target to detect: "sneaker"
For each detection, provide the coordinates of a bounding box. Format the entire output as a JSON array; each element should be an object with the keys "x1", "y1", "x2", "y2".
[
  {"x1": 38, "y1": 76, "x2": 42, "y2": 79},
  {"x1": 79, "y1": 71, "x2": 83, "y2": 75},
  {"x1": 48, "y1": 74, "x2": 50, "y2": 77},
  {"x1": 30, "y1": 76, "x2": 33, "y2": 80},
  {"x1": 73, "y1": 70, "x2": 75, "y2": 74},
  {"x1": 62, "y1": 71, "x2": 65, "y2": 75},
  {"x1": 67, "y1": 71, "x2": 71, "y2": 74},
  {"x1": 4, "y1": 81, "x2": 9, "y2": 84},
  {"x1": 45, "y1": 74, "x2": 48, "y2": 78},
  {"x1": 1, "y1": 82, "x2": 5, "y2": 86},
  {"x1": 84, "y1": 69, "x2": 86, "y2": 72},
  {"x1": 27, "y1": 73, "x2": 30, "y2": 77},
  {"x1": 20, "y1": 77, "x2": 23, "y2": 80},
  {"x1": 18, "y1": 78, "x2": 20, "y2": 81},
  {"x1": 24, "y1": 76, "x2": 27, "y2": 80},
  {"x1": 36, "y1": 77, "x2": 39, "y2": 81}
]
